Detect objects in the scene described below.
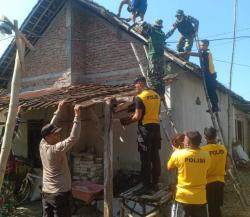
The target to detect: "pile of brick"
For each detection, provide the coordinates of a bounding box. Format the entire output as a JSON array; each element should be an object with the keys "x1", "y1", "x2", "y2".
[{"x1": 72, "y1": 152, "x2": 103, "y2": 184}]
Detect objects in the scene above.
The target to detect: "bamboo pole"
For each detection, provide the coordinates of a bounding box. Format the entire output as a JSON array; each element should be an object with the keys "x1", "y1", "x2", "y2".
[
  {"x1": 228, "y1": 0, "x2": 238, "y2": 154},
  {"x1": 0, "y1": 20, "x2": 33, "y2": 191},
  {"x1": 0, "y1": 21, "x2": 24, "y2": 190},
  {"x1": 104, "y1": 100, "x2": 114, "y2": 217}
]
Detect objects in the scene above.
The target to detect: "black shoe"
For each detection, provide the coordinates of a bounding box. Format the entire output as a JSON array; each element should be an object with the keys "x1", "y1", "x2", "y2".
[{"x1": 206, "y1": 109, "x2": 211, "y2": 113}]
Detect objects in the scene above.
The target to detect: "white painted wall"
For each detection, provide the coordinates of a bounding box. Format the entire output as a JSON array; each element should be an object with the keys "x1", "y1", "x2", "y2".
[
  {"x1": 233, "y1": 107, "x2": 250, "y2": 154},
  {"x1": 171, "y1": 66, "x2": 231, "y2": 146}
]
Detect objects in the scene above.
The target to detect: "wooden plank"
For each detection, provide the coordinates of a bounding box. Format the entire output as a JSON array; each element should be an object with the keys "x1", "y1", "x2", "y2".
[
  {"x1": 104, "y1": 99, "x2": 114, "y2": 217},
  {"x1": 65, "y1": 0, "x2": 72, "y2": 74}
]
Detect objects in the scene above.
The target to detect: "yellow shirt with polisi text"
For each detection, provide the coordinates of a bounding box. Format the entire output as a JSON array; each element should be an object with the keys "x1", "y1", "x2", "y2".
[
  {"x1": 167, "y1": 148, "x2": 211, "y2": 204},
  {"x1": 201, "y1": 144, "x2": 227, "y2": 183},
  {"x1": 136, "y1": 89, "x2": 160, "y2": 125}
]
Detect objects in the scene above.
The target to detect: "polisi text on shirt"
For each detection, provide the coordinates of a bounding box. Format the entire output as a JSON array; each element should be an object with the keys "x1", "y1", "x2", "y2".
[{"x1": 185, "y1": 157, "x2": 206, "y2": 163}]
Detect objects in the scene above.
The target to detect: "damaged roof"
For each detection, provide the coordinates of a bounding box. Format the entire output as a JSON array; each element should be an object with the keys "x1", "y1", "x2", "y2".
[
  {"x1": 0, "y1": 84, "x2": 135, "y2": 111},
  {"x1": 0, "y1": 0, "x2": 67, "y2": 88},
  {"x1": 0, "y1": 0, "x2": 249, "y2": 105},
  {"x1": 0, "y1": 0, "x2": 195, "y2": 86}
]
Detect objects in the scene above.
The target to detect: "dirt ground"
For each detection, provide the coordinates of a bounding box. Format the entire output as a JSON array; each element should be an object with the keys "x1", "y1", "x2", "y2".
[
  {"x1": 11, "y1": 167, "x2": 250, "y2": 217},
  {"x1": 223, "y1": 166, "x2": 250, "y2": 217}
]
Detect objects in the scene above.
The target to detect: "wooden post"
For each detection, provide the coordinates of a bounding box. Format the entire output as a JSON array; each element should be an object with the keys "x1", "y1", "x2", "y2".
[
  {"x1": 104, "y1": 100, "x2": 114, "y2": 217},
  {"x1": 65, "y1": 0, "x2": 72, "y2": 76},
  {"x1": 0, "y1": 21, "x2": 24, "y2": 190},
  {"x1": 0, "y1": 20, "x2": 33, "y2": 190}
]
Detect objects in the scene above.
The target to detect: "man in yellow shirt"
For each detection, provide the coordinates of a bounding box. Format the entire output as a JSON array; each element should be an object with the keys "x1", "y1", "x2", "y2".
[
  {"x1": 120, "y1": 76, "x2": 161, "y2": 192},
  {"x1": 201, "y1": 127, "x2": 230, "y2": 217},
  {"x1": 180, "y1": 39, "x2": 219, "y2": 113},
  {"x1": 167, "y1": 131, "x2": 211, "y2": 217}
]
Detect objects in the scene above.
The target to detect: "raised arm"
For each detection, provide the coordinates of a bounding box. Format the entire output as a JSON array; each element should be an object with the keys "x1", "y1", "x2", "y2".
[
  {"x1": 54, "y1": 105, "x2": 81, "y2": 153},
  {"x1": 177, "y1": 51, "x2": 200, "y2": 58},
  {"x1": 165, "y1": 23, "x2": 177, "y2": 39},
  {"x1": 50, "y1": 100, "x2": 66, "y2": 125},
  {"x1": 117, "y1": 0, "x2": 131, "y2": 17},
  {"x1": 167, "y1": 151, "x2": 178, "y2": 171},
  {"x1": 12, "y1": 105, "x2": 22, "y2": 140}
]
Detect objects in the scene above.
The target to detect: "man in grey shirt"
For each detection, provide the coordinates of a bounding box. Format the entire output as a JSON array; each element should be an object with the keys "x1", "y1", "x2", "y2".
[{"x1": 40, "y1": 101, "x2": 81, "y2": 217}]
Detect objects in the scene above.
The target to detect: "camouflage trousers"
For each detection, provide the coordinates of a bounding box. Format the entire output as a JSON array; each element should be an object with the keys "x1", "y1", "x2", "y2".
[
  {"x1": 0, "y1": 175, "x2": 16, "y2": 217},
  {"x1": 147, "y1": 56, "x2": 166, "y2": 97},
  {"x1": 177, "y1": 35, "x2": 194, "y2": 53}
]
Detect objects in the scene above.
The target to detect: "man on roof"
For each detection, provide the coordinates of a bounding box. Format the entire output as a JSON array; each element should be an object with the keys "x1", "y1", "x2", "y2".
[
  {"x1": 117, "y1": 0, "x2": 147, "y2": 23},
  {"x1": 166, "y1": 9, "x2": 199, "y2": 59},
  {"x1": 140, "y1": 19, "x2": 167, "y2": 98}
]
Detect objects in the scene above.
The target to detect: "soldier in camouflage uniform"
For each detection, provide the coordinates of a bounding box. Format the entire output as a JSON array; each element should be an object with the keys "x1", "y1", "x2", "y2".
[
  {"x1": 141, "y1": 19, "x2": 167, "y2": 97},
  {"x1": 166, "y1": 10, "x2": 199, "y2": 58}
]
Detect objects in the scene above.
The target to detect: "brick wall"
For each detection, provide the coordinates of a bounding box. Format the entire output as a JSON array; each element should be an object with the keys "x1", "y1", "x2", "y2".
[
  {"x1": 22, "y1": 4, "x2": 69, "y2": 91},
  {"x1": 72, "y1": 1, "x2": 148, "y2": 85},
  {"x1": 21, "y1": 1, "x2": 150, "y2": 91}
]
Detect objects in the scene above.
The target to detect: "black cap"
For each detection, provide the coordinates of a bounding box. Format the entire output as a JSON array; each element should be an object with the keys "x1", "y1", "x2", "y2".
[
  {"x1": 134, "y1": 76, "x2": 146, "y2": 84},
  {"x1": 41, "y1": 123, "x2": 62, "y2": 138}
]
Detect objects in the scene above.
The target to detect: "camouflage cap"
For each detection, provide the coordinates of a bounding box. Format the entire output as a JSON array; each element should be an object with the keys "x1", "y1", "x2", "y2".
[
  {"x1": 175, "y1": 9, "x2": 184, "y2": 17},
  {"x1": 153, "y1": 19, "x2": 163, "y2": 28}
]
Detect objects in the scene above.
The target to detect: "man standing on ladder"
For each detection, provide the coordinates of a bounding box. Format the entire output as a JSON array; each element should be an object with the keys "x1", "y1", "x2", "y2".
[
  {"x1": 140, "y1": 19, "x2": 167, "y2": 98},
  {"x1": 166, "y1": 10, "x2": 199, "y2": 59},
  {"x1": 183, "y1": 39, "x2": 219, "y2": 113},
  {"x1": 120, "y1": 76, "x2": 161, "y2": 193},
  {"x1": 117, "y1": 0, "x2": 147, "y2": 23}
]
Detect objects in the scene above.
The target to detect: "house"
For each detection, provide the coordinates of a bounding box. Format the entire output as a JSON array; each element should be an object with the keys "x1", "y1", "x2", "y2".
[{"x1": 0, "y1": 0, "x2": 250, "y2": 198}]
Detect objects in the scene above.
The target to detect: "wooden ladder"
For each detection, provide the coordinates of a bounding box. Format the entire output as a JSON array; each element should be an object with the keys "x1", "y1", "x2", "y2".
[{"x1": 194, "y1": 34, "x2": 249, "y2": 208}]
